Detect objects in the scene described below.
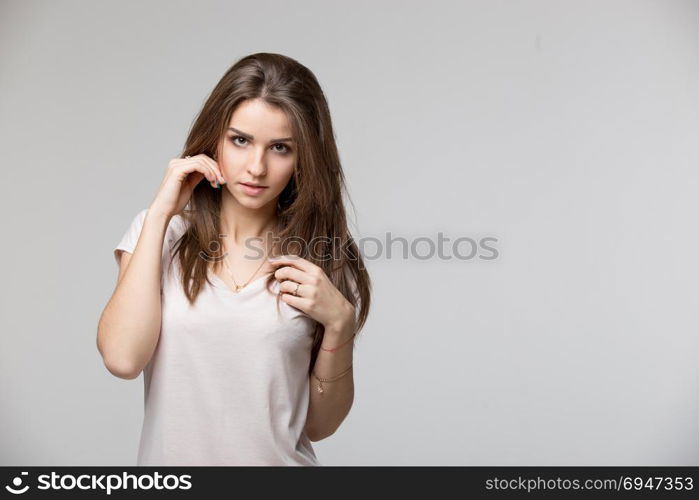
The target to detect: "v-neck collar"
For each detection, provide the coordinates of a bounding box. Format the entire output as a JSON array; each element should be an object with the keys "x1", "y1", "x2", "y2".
[{"x1": 208, "y1": 270, "x2": 276, "y2": 296}]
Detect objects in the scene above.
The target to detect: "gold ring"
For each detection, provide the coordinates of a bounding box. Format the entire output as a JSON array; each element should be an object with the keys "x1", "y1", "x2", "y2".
[{"x1": 294, "y1": 283, "x2": 300, "y2": 296}]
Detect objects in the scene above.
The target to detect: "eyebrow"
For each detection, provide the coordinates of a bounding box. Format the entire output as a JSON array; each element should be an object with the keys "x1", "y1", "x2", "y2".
[{"x1": 227, "y1": 127, "x2": 294, "y2": 143}]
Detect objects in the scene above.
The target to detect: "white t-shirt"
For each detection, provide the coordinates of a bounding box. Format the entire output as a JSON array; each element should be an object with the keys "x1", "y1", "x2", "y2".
[{"x1": 113, "y1": 208, "x2": 320, "y2": 466}]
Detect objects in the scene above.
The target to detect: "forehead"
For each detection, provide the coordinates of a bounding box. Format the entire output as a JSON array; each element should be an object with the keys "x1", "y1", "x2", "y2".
[{"x1": 228, "y1": 99, "x2": 292, "y2": 137}]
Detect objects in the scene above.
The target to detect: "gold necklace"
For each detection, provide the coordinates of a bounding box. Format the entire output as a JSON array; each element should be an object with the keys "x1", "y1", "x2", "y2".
[{"x1": 220, "y1": 240, "x2": 272, "y2": 293}]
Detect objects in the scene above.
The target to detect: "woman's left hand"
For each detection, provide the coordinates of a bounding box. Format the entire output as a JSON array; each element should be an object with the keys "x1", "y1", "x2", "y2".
[{"x1": 268, "y1": 255, "x2": 355, "y2": 331}]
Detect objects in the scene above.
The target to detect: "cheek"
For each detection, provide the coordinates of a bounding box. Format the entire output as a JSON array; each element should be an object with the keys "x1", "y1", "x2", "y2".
[
  {"x1": 267, "y1": 155, "x2": 294, "y2": 174},
  {"x1": 220, "y1": 150, "x2": 242, "y2": 173},
  {"x1": 221, "y1": 145, "x2": 235, "y2": 162},
  {"x1": 274, "y1": 164, "x2": 295, "y2": 186},
  {"x1": 281, "y1": 156, "x2": 296, "y2": 175}
]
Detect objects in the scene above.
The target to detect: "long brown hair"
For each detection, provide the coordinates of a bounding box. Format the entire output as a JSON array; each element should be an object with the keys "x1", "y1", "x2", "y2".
[{"x1": 172, "y1": 52, "x2": 370, "y2": 372}]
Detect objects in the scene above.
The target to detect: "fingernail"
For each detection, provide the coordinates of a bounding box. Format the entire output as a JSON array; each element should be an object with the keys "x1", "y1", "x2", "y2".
[{"x1": 216, "y1": 182, "x2": 221, "y2": 189}]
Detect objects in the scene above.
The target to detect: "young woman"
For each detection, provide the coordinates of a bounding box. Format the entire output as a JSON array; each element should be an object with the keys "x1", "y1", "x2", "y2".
[{"x1": 97, "y1": 53, "x2": 371, "y2": 466}]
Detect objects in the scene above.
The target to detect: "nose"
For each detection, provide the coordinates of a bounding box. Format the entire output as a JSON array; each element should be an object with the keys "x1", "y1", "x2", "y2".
[{"x1": 246, "y1": 150, "x2": 267, "y2": 178}]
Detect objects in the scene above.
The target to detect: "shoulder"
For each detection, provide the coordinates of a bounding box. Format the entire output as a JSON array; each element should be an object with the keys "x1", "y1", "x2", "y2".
[
  {"x1": 129, "y1": 208, "x2": 188, "y2": 247},
  {"x1": 165, "y1": 212, "x2": 188, "y2": 248}
]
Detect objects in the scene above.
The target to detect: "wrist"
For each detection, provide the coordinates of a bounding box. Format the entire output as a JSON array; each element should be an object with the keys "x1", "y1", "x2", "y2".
[
  {"x1": 320, "y1": 320, "x2": 356, "y2": 353},
  {"x1": 146, "y1": 207, "x2": 173, "y2": 225},
  {"x1": 323, "y1": 306, "x2": 356, "y2": 338}
]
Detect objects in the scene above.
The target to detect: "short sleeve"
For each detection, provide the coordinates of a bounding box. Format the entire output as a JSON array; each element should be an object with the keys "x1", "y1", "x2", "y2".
[
  {"x1": 113, "y1": 208, "x2": 149, "y2": 266},
  {"x1": 113, "y1": 208, "x2": 187, "y2": 292}
]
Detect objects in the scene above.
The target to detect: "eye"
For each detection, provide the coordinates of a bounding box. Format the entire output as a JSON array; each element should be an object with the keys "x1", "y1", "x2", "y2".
[
  {"x1": 230, "y1": 135, "x2": 248, "y2": 146},
  {"x1": 229, "y1": 135, "x2": 291, "y2": 154},
  {"x1": 272, "y1": 143, "x2": 291, "y2": 154}
]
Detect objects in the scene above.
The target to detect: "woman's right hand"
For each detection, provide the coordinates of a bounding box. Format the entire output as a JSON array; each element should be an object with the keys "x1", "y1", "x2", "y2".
[{"x1": 149, "y1": 154, "x2": 227, "y2": 218}]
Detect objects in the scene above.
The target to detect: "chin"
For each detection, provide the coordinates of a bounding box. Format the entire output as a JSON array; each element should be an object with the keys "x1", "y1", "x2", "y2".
[{"x1": 235, "y1": 196, "x2": 270, "y2": 209}]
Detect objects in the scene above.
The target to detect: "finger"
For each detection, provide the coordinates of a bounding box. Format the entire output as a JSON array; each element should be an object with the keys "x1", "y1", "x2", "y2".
[
  {"x1": 280, "y1": 279, "x2": 307, "y2": 297},
  {"x1": 267, "y1": 255, "x2": 315, "y2": 273},
  {"x1": 279, "y1": 292, "x2": 309, "y2": 312},
  {"x1": 201, "y1": 155, "x2": 226, "y2": 185},
  {"x1": 274, "y1": 265, "x2": 311, "y2": 285},
  {"x1": 178, "y1": 157, "x2": 212, "y2": 182},
  {"x1": 183, "y1": 170, "x2": 204, "y2": 192},
  {"x1": 192, "y1": 155, "x2": 221, "y2": 187},
  {"x1": 181, "y1": 157, "x2": 218, "y2": 187}
]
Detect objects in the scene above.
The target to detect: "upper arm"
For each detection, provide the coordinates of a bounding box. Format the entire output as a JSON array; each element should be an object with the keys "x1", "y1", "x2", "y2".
[
  {"x1": 116, "y1": 250, "x2": 133, "y2": 285},
  {"x1": 112, "y1": 208, "x2": 148, "y2": 281},
  {"x1": 112, "y1": 207, "x2": 184, "y2": 291},
  {"x1": 97, "y1": 249, "x2": 133, "y2": 360}
]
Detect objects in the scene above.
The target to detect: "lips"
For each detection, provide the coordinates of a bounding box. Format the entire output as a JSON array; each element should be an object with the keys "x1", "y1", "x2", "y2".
[
  {"x1": 239, "y1": 182, "x2": 269, "y2": 196},
  {"x1": 240, "y1": 182, "x2": 268, "y2": 188}
]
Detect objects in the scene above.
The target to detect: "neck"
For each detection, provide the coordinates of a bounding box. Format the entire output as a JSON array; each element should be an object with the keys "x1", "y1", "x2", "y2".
[{"x1": 219, "y1": 189, "x2": 279, "y2": 247}]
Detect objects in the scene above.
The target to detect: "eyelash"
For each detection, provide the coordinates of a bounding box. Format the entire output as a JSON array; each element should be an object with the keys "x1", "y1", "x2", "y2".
[{"x1": 229, "y1": 135, "x2": 291, "y2": 154}]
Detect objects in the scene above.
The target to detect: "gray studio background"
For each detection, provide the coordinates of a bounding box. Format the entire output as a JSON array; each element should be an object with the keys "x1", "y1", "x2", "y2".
[{"x1": 1, "y1": 0, "x2": 697, "y2": 465}]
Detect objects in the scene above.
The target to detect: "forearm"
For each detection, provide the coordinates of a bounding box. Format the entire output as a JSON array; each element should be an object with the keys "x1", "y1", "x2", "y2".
[
  {"x1": 305, "y1": 316, "x2": 356, "y2": 441},
  {"x1": 97, "y1": 209, "x2": 170, "y2": 378}
]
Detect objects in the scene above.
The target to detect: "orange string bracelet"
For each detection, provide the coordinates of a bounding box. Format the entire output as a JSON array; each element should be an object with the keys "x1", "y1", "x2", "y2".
[{"x1": 320, "y1": 332, "x2": 356, "y2": 352}]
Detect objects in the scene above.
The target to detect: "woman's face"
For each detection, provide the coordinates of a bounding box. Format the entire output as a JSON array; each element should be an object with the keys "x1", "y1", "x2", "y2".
[{"x1": 216, "y1": 98, "x2": 296, "y2": 210}]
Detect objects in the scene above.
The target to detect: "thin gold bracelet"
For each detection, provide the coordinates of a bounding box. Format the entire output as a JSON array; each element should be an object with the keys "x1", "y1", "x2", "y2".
[{"x1": 312, "y1": 363, "x2": 353, "y2": 394}]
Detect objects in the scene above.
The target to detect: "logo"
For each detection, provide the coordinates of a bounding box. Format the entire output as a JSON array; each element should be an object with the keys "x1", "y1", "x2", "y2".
[
  {"x1": 4, "y1": 471, "x2": 192, "y2": 495},
  {"x1": 5, "y1": 472, "x2": 29, "y2": 495}
]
